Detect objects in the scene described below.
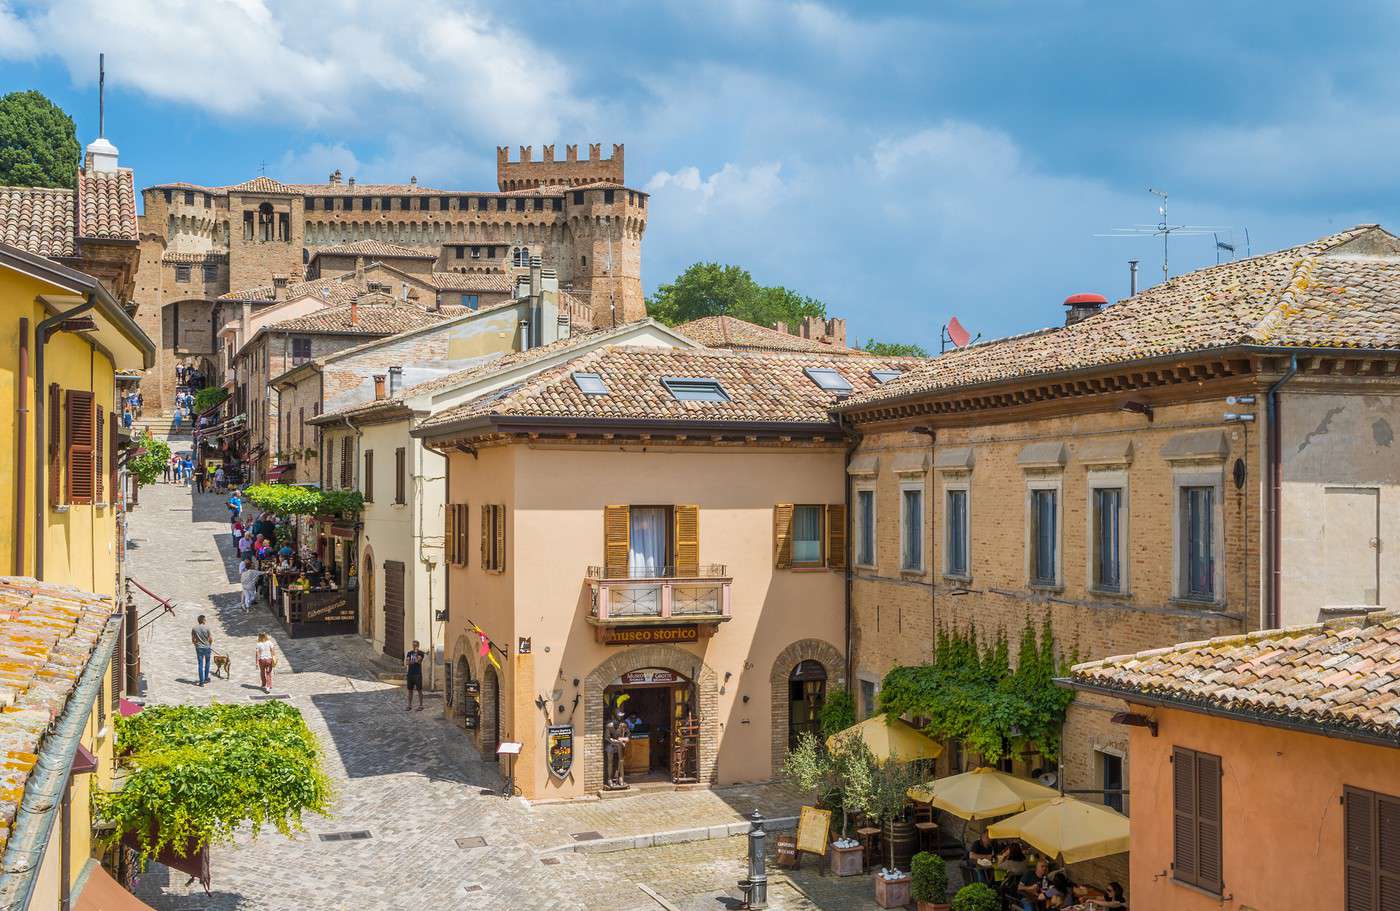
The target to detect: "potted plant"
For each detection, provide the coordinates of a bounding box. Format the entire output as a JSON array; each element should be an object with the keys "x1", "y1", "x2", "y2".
[
  {"x1": 869, "y1": 757, "x2": 920, "y2": 908},
  {"x1": 950, "y1": 882, "x2": 999, "y2": 911},
  {"x1": 828, "y1": 736, "x2": 876, "y2": 876},
  {"x1": 911, "y1": 852, "x2": 950, "y2": 911}
]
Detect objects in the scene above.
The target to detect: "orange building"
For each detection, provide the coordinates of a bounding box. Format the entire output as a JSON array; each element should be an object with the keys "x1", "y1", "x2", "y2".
[{"x1": 1066, "y1": 611, "x2": 1400, "y2": 911}]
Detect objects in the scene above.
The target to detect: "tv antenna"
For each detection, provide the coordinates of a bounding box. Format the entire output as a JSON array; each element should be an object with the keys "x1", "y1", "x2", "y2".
[
  {"x1": 1096, "y1": 188, "x2": 1229, "y2": 284},
  {"x1": 97, "y1": 53, "x2": 105, "y2": 137}
]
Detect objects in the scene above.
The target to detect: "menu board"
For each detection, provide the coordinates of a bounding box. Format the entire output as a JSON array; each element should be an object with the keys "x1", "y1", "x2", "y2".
[{"x1": 795, "y1": 805, "x2": 831, "y2": 856}]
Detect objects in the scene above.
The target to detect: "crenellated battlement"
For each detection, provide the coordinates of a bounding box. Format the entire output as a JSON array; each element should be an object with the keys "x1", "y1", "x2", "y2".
[{"x1": 497, "y1": 142, "x2": 625, "y2": 191}]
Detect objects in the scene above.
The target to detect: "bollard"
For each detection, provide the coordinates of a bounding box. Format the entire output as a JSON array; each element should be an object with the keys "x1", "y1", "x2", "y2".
[{"x1": 745, "y1": 808, "x2": 768, "y2": 909}]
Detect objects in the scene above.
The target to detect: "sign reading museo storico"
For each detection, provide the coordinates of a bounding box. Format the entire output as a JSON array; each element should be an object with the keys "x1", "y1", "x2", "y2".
[{"x1": 598, "y1": 625, "x2": 699, "y2": 646}]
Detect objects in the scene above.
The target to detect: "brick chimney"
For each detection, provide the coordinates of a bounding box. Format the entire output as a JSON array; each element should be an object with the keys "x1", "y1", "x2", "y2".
[
  {"x1": 1063, "y1": 293, "x2": 1107, "y2": 326},
  {"x1": 272, "y1": 274, "x2": 288, "y2": 301},
  {"x1": 409, "y1": 176, "x2": 417, "y2": 187},
  {"x1": 373, "y1": 375, "x2": 386, "y2": 399},
  {"x1": 350, "y1": 296, "x2": 359, "y2": 326}
]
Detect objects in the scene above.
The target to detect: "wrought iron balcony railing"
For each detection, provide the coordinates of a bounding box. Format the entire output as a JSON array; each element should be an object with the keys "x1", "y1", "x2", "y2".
[{"x1": 586, "y1": 565, "x2": 732, "y2": 624}]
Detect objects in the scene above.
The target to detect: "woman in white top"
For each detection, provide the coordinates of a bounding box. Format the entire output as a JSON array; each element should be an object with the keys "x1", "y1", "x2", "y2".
[{"x1": 254, "y1": 632, "x2": 278, "y2": 692}]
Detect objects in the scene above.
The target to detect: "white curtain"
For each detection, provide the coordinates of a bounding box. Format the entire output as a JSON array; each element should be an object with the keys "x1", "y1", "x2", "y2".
[
  {"x1": 793, "y1": 506, "x2": 822, "y2": 565},
  {"x1": 629, "y1": 507, "x2": 668, "y2": 577}
]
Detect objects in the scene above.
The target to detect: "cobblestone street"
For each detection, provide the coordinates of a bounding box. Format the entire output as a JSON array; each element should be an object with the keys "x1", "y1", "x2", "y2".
[{"x1": 124, "y1": 481, "x2": 876, "y2": 911}]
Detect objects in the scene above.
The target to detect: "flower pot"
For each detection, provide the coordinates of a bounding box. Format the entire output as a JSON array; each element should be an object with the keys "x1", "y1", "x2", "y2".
[
  {"x1": 829, "y1": 842, "x2": 864, "y2": 877},
  {"x1": 874, "y1": 872, "x2": 912, "y2": 908},
  {"x1": 916, "y1": 902, "x2": 950, "y2": 911}
]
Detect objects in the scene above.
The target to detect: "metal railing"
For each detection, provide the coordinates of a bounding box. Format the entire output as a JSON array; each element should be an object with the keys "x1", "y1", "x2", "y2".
[{"x1": 587, "y1": 565, "x2": 732, "y2": 622}]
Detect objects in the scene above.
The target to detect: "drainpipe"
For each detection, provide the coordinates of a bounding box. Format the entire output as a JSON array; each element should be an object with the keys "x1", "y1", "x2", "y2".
[
  {"x1": 838, "y1": 415, "x2": 860, "y2": 689},
  {"x1": 35, "y1": 297, "x2": 97, "y2": 581},
  {"x1": 911, "y1": 426, "x2": 936, "y2": 646},
  {"x1": 14, "y1": 318, "x2": 29, "y2": 575},
  {"x1": 1265, "y1": 355, "x2": 1298, "y2": 630}
]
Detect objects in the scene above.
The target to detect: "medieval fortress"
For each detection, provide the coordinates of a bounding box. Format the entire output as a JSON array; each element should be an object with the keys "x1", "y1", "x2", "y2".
[{"x1": 133, "y1": 143, "x2": 646, "y2": 410}]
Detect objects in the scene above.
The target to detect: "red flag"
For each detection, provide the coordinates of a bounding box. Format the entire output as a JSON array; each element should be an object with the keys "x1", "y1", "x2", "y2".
[
  {"x1": 477, "y1": 629, "x2": 490, "y2": 658},
  {"x1": 947, "y1": 317, "x2": 971, "y2": 348}
]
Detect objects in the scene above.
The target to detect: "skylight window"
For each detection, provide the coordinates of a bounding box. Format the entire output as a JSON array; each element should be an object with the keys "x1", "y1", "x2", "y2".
[
  {"x1": 804, "y1": 367, "x2": 854, "y2": 393},
  {"x1": 572, "y1": 372, "x2": 609, "y2": 395},
  {"x1": 662, "y1": 377, "x2": 730, "y2": 402},
  {"x1": 871, "y1": 369, "x2": 904, "y2": 384}
]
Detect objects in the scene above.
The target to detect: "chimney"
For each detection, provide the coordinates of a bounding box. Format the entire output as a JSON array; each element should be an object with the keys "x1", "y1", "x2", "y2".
[
  {"x1": 519, "y1": 318, "x2": 531, "y2": 352},
  {"x1": 354, "y1": 256, "x2": 366, "y2": 290},
  {"x1": 409, "y1": 175, "x2": 417, "y2": 187},
  {"x1": 1129, "y1": 260, "x2": 1139, "y2": 297},
  {"x1": 773, "y1": 320, "x2": 789, "y2": 336},
  {"x1": 373, "y1": 375, "x2": 386, "y2": 400},
  {"x1": 350, "y1": 296, "x2": 359, "y2": 326},
  {"x1": 388, "y1": 365, "x2": 403, "y2": 396},
  {"x1": 272, "y1": 274, "x2": 289, "y2": 301},
  {"x1": 329, "y1": 169, "x2": 342, "y2": 185},
  {"x1": 84, "y1": 136, "x2": 119, "y2": 174},
  {"x1": 1063, "y1": 292, "x2": 1108, "y2": 326},
  {"x1": 348, "y1": 176, "x2": 356, "y2": 188}
]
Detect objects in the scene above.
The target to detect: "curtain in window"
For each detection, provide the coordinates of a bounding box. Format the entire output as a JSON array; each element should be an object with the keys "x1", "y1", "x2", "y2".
[
  {"x1": 1032, "y1": 489, "x2": 1057, "y2": 582},
  {"x1": 628, "y1": 507, "x2": 669, "y2": 577},
  {"x1": 947, "y1": 490, "x2": 967, "y2": 575},
  {"x1": 857, "y1": 491, "x2": 875, "y2": 565},
  {"x1": 792, "y1": 506, "x2": 823, "y2": 564},
  {"x1": 1183, "y1": 487, "x2": 1214, "y2": 597},
  {"x1": 902, "y1": 489, "x2": 923, "y2": 569},
  {"x1": 1093, "y1": 487, "x2": 1122, "y2": 591}
]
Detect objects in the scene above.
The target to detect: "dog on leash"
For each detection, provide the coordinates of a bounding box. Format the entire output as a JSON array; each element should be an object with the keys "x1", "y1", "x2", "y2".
[{"x1": 212, "y1": 652, "x2": 231, "y2": 679}]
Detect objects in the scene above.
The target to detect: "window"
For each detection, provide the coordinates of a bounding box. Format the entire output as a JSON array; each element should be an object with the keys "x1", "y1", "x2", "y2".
[
  {"x1": 1092, "y1": 484, "x2": 1125, "y2": 592},
  {"x1": 162, "y1": 189, "x2": 172, "y2": 203},
  {"x1": 573, "y1": 191, "x2": 584, "y2": 205},
  {"x1": 299, "y1": 407, "x2": 305, "y2": 448},
  {"x1": 580, "y1": 255, "x2": 587, "y2": 268},
  {"x1": 514, "y1": 198, "x2": 525, "y2": 212},
  {"x1": 47, "y1": 383, "x2": 60, "y2": 506},
  {"x1": 1098, "y1": 750, "x2": 1125, "y2": 814},
  {"x1": 361, "y1": 197, "x2": 372, "y2": 211},
  {"x1": 470, "y1": 246, "x2": 481, "y2": 259},
  {"x1": 394, "y1": 447, "x2": 406, "y2": 504},
  {"x1": 242, "y1": 210, "x2": 254, "y2": 240},
  {"x1": 871, "y1": 369, "x2": 903, "y2": 384},
  {"x1": 496, "y1": 198, "x2": 507, "y2": 212},
  {"x1": 572, "y1": 372, "x2": 609, "y2": 395},
  {"x1": 339, "y1": 437, "x2": 353, "y2": 489},
  {"x1": 1180, "y1": 486, "x2": 1216, "y2": 600},
  {"x1": 945, "y1": 487, "x2": 969, "y2": 576},
  {"x1": 380, "y1": 196, "x2": 391, "y2": 210},
  {"x1": 900, "y1": 484, "x2": 924, "y2": 571},
  {"x1": 1029, "y1": 486, "x2": 1058, "y2": 585},
  {"x1": 858, "y1": 677, "x2": 879, "y2": 720},
  {"x1": 291, "y1": 337, "x2": 312, "y2": 364},
  {"x1": 306, "y1": 197, "x2": 317, "y2": 212},
  {"x1": 603, "y1": 189, "x2": 615, "y2": 204},
  {"x1": 512, "y1": 246, "x2": 529, "y2": 267},
  {"x1": 856, "y1": 488, "x2": 875, "y2": 566},
  {"x1": 1344, "y1": 786, "x2": 1400, "y2": 911},
  {"x1": 64, "y1": 390, "x2": 95, "y2": 505},
  {"x1": 462, "y1": 294, "x2": 478, "y2": 309},
  {"x1": 202, "y1": 262, "x2": 218, "y2": 282},
  {"x1": 551, "y1": 198, "x2": 562, "y2": 211},
  {"x1": 532, "y1": 197, "x2": 544, "y2": 211},
  {"x1": 454, "y1": 246, "x2": 464, "y2": 259},
  {"x1": 792, "y1": 505, "x2": 824, "y2": 566},
  {"x1": 662, "y1": 377, "x2": 729, "y2": 402},
  {"x1": 1172, "y1": 746, "x2": 1222, "y2": 894},
  {"x1": 342, "y1": 197, "x2": 353, "y2": 210},
  {"x1": 804, "y1": 367, "x2": 853, "y2": 394},
  {"x1": 174, "y1": 264, "x2": 191, "y2": 282},
  {"x1": 445, "y1": 503, "x2": 469, "y2": 566},
  {"x1": 363, "y1": 450, "x2": 374, "y2": 502},
  {"x1": 481, "y1": 504, "x2": 505, "y2": 571},
  {"x1": 418, "y1": 197, "x2": 430, "y2": 211},
  {"x1": 477, "y1": 197, "x2": 489, "y2": 211},
  {"x1": 183, "y1": 190, "x2": 194, "y2": 205}
]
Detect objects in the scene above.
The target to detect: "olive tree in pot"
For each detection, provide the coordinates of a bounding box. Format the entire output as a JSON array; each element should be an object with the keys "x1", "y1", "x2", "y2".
[
  {"x1": 950, "y1": 882, "x2": 1000, "y2": 911},
  {"x1": 912, "y1": 852, "x2": 950, "y2": 911},
  {"x1": 828, "y1": 736, "x2": 876, "y2": 876},
  {"x1": 870, "y1": 757, "x2": 920, "y2": 908}
]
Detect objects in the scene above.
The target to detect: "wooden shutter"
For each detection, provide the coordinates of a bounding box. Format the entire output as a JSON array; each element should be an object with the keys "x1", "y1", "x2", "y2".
[
  {"x1": 826, "y1": 503, "x2": 847, "y2": 570},
  {"x1": 65, "y1": 390, "x2": 95, "y2": 505},
  {"x1": 1172, "y1": 747, "x2": 1198, "y2": 886},
  {"x1": 299, "y1": 407, "x2": 305, "y2": 447},
  {"x1": 773, "y1": 504, "x2": 794, "y2": 569},
  {"x1": 1380, "y1": 794, "x2": 1400, "y2": 911},
  {"x1": 457, "y1": 504, "x2": 469, "y2": 567},
  {"x1": 1195, "y1": 751, "x2": 1223, "y2": 893},
  {"x1": 340, "y1": 437, "x2": 352, "y2": 489},
  {"x1": 480, "y1": 504, "x2": 490, "y2": 568},
  {"x1": 493, "y1": 505, "x2": 505, "y2": 573},
  {"x1": 108, "y1": 412, "x2": 118, "y2": 505},
  {"x1": 674, "y1": 505, "x2": 699, "y2": 577},
  {"x1": 395, "y1": 447, "x2": 406, "y2": 504},
  {"x1": 445, "y1": 502, "x2": 456, "y2": 563},
  {"x1": 94, "y1": 406, "x2": 104, "y2": 502},
  {"x1": 1347, "y1": 787, "x2": 1377, "y2": 911},
  {"x1": 110, "y1": 615, "x2": 122, "y2": 710},
  {"x1": 363, "y1": 450, "x2": 374, "y2": 501},
  {"x1": 604, "y1": 505, "x2": 630, "y2": 578},
  {"x1": 47, "y1": 383, "x2": 61, "y2": 507}
]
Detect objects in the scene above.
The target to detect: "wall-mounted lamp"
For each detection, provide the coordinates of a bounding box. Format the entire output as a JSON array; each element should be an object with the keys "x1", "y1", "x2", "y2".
[
  {"x1": 1119, "y1": 400, "x2": 1153, "y2": 422},
  {"x1": 1226, "y1": 395, "x2": 1255, "y2": 406},
  {"x1": 1223, "y1": 412, "x2": 1255, "y2": 423},
  {"x1": 1110, "y1": 711, "x2": 1158, "y2": 737},
  {"x1": 724, "y1": 671, "x2": 732, "y2": 682}
]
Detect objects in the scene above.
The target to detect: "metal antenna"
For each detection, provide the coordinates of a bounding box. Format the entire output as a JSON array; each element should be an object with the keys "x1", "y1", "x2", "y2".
[
  {"x1": 98, "y1": 53, "x2": 105, "y2": 137},
  {"x1": 1096, "y1": 188, "x2": 1230, "y2": 285}
]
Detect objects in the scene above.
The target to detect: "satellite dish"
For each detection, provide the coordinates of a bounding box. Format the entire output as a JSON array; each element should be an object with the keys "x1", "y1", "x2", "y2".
[{"x1": 1037, "y1": 771, "x2": 1058, "y2": 789}]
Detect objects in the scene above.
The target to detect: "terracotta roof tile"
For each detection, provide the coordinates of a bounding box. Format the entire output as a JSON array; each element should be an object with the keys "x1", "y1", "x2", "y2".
[
  {"x1": 219, "y1": 273, "x2": 361, "y2": 306},
  {"x1": 310, "y1": 240, "x2": 436, "y2": 260},
  {"x1": 674, "y1": 315, "x2": 856, "y2": 354},
  {"x1": 0, "y1": 185, "x2": 75, "y2": 258},
  {"x1": 268, "y1": 300, "x2": 448, "y2": 335},
  {"x1": 426, "y1": 271, "x2": 515, "y2": 293},
  {"x1": 226, "y1": 176, "x2": 294, "y2": 195},
  {"x1": 161, "y1": 251, "x2": 227, "y2": 264},
  {"x1": 75, "y1": 168, "x2": 137, "y2": 241},
  {"x1": 1069, "y1": 611, "x2": 1400, "y2": 740}
]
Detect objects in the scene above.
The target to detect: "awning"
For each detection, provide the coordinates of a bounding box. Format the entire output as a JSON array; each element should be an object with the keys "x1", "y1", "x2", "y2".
[
  {"x1": 71, "y1": 743, "x2": 99, "y2": 774},
  {"x1": 266, "y1": 464, "x2": 295, "y2": 481},
  {"x1": 72, "y1": 859, "x2": 159, "y2": 911}
]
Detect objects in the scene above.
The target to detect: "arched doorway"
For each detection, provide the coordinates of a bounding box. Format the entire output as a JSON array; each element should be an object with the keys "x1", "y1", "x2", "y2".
[
  {"x1": 361, "y1": 547, "x2": 375, "y2": 641},
  {"x1": 788, "y1": 659, "x2": 828, "y2": 750},
  {"x1": 454, "y1": 653, "x2": 478, "y2": 730},
  {"x1": 769, "y1": 638, "x2": 846, "y2": 777},
  {"x1": 480, "y1": 664, "x2": 501, "y2": 753},
  {"x1": 601, "y1": 668, "x2": 698, "y2": 785}
]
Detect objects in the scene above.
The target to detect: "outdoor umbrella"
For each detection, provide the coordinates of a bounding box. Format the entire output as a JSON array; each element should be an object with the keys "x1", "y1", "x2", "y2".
[
  {"x1": 906, "y1": 767, "x2": 1059, "y2": 820},
  {"x1": 986, "y1": 796, "x2": 1130, "y2": 864},
  {"x1": 826, "y1": 713, "x2": 942, "y2": 763}
]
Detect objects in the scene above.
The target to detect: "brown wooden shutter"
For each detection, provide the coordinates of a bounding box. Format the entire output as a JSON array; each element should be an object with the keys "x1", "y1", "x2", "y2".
[
  {"x1": 65, "y1": 390, "x2": 95, "y2": 505},
  {"x1": 108, "y1": 412, "x2": 118, "y2": 504},
  {"x1": 773, "y1": 504, "x2": 794, "y2": 569},
  {"x1": 493, "y1": 505, "x2": 505, "y2": 573},
  {"x1": 395, "y1": 447, "x2": 406, "y2": 504},
  {"x1": 445, "y1": 502, "x2": 456, "y2": 563},
  {"x1": 1347, "y1": 787, "x2": 1377, "y2": 911},
  {"x1": 1172, "y1": 747, "x2": 1198, "y2": 886},
  {"x1": 364, "y1": 450, "x2": 374, "y2": 501},
  {"x1": 480, "y1": 504, "x2": 489, "y2": 567},
  {"x1": 47, "y1": 383, "x2": 61, "y2": 507},
  {"x1": 94, "y1": 406, "x2": 104, "y2": 502},
  {"x1": 340, "y1": 437, "x2": 352, "y2": 488},
  {"x1": 299, "y1": 407, "x2": 305, "y2": 447},
  {"x1": 1380, "y1": 794, "x2": 1400, "y2": 911},
  {"x1": 604, "y1": 505, "x2": 630, "y2": 578},
  {"x1": 111, "y1": 616, "x2": 122, "y2": 710},
  {"x1": 674, "y1": 505, "x2": 699, "y2": 577},
  {"x1": 458, "y1": 504, "x2": 469, "y2": 567},
  {"x1": 826, "y1": 504, "x2": 846, "y2": 570},
  {"x1": 1195, "y1": 751, "x2": 1223, "y2": 893}
]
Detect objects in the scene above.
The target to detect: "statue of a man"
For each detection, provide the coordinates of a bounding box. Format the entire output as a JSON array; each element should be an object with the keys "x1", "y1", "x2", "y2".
[{"x1": 604, "y1": 709, "x2": 631, "y2": 788}]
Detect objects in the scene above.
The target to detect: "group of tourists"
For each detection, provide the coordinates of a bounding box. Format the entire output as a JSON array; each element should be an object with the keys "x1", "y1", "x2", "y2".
[
  {"x1": 163, "y1": 453, "x2": 194, "y2": 485},
  {"x1": 190, "y1": 614, "x2": 280, "y2": 693},
  {"x1": 965, "y1": 831, "x2": 1127, "y2": 910},
  {"x1": 120, "y1": 391, "x2": 142, "y2": 429}
]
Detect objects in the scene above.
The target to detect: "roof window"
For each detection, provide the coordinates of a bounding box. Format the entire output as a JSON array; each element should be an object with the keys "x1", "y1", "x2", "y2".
[
  {"x1": 804, "y1": 367, "x2": 853, "y2": 393},
  {"x1": 871, "y1": 369, "x2": 904, "y2": 384},
  {"x1": 662, "y1": 377, "x2": 730, "y2": 402},
  {"x1": 572, "y1": 372, "x2": 609, "y2": 395}
]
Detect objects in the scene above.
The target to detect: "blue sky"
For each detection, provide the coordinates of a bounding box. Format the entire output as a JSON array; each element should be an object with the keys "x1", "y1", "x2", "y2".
[{"x1": 1, "y1": 0, "x2": 1395, "y2": 349}]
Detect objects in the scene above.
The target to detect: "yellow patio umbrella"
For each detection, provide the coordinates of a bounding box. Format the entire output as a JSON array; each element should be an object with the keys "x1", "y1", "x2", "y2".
[
  {"x1": 987, "y1": 796, "x2": 1130, "y2": 864},
  {"x1": 825, "y1": 714, "x2": 942, "y2": 763},
  {"x1": 906, "y1": 767, "x2": 1059, "y2": 820}
]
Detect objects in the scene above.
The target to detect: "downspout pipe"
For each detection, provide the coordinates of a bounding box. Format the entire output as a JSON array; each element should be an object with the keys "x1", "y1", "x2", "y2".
[
  {"x1": 0, "y1": 614, "x2": 120, "y2": 911},
  {"x1": 838, "y1": 414, "x2": 860, "y2": 690},
  {"x1": 1265, "y1": 355, "x2": 1298, "y2": 630},
  {"x1": 911, "y1": 426, "x2": 936, "y2": 649},
  {"x1": 14, "y1": 318, "x2": 29, "y2": 576},
  {"x1": 35, "y1": 297, "x2": 97, "y2": 582}
]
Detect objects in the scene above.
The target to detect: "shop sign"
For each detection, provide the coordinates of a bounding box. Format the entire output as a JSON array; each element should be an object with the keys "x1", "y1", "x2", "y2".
[
  {"x1": 618, "y1": 670, "x2": 680, "y2": 686},
  {"x1": 598, "y1": 625, "x2": 699, "y2": 646},
  {"x1": 546, "y1": 724, "x2": 573, "y2": 779}
]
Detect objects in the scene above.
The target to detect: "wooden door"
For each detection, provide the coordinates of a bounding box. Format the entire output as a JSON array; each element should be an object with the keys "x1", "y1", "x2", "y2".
[
  {"x1": 362, "y1": 550, "x2": 376, "y2": 640},
  {"x1": 383, "y1": 560, "x2": 405, "y2": 659}
]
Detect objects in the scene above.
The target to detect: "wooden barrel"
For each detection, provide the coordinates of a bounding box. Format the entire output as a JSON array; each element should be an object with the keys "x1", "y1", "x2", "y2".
[{"x1": 883, "y1": 819, "x2": 917, "y2": 871}]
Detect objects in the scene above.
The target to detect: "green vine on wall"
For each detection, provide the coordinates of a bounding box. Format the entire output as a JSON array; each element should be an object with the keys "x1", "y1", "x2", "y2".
[
  {"x1": 99, "y1": 702, "x2": 331, "y2": 859},
  {"x1": 243, "y1": 483, "x2": 363, "y2": 517},
  {"x1": 878, "y1": 614, "x2": 1077, "y2": 763}
]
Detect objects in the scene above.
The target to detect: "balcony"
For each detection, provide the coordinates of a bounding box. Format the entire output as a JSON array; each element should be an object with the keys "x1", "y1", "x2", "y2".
[{"x1": 586, "y1": 565, "x2": 732, "y2": 627}]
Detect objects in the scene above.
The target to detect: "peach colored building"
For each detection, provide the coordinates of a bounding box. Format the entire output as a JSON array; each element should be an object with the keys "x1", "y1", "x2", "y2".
[
  {"x1": 1067, "y1": 611, "x2": 1400, "y2": 911},
  {"x1": 414, "y1": 346, "x2": 918, "y2": 799}
]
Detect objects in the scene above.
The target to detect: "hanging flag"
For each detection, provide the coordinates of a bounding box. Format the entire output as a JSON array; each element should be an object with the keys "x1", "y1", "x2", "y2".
[
  {"x1": 947, "y1": 316, "x2": 971, "y2": 348},
  {"x1": 486, "y1": 650, "x2": 502, "y2": 671}
]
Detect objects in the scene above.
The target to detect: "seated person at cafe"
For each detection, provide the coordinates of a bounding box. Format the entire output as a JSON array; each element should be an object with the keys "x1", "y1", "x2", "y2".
[
  {"x1": 1073, "y1": 881, "x2": 1126, "y2": 909},
  {"x1": 278, "y1": 542, "x2": 294, "y2": 558},
  {"x1": 967, "y1": 831, "x2": 999, "y2": 883},
  {"x1": 289, "y1": 574, "x2": 311, "y2": 591},
  {"x1": 306, "y1": 553, "x2": 325, "y2": 581},
  {"x1": 1016, "y1": 859, "x2": 1051, "y2": 911},
  {"x1": 999, "y1": 842, "x2": 1029, "y2": 877},
  {"x1": 1045, "y1": 871, "x2": 1074, "y2": 909}
]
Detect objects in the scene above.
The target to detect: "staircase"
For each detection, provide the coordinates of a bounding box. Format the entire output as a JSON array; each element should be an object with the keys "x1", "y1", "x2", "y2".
[{"x1": 130, "y1": 412, "x2": 193, "y2": 442}]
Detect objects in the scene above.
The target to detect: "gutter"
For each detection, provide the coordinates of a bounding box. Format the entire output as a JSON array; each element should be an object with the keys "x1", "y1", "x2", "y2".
[
  {"x1": 13, "y1": 318, "x2": 28, "y2": 576},
  {"x1": 0, "y1": 614, "x2": 121, "y2": 911},
  {"x1": 413, "y1": 414, "x2": 847, "y2": 442},
  {"x1": 1264, "y1": 355, "x2": 1298, "y2": 630}
]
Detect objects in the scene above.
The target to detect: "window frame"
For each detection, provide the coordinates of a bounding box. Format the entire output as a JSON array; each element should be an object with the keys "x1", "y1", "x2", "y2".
[
  {"x1": 943, "y1": 481, "x2": 970, "y2": 579},
  {"x1": 661, "y1": 377, "x2": 730, "y2": 402},
  {"x1": 1025, "y1": 477, "x2": 1062, "y2": 588},
  {"x1": 572, "y1": 372, "x2": 609, "y2": 395},
  {"x1": 1172, "y1": 468, "x2": 1224, "y2": 604},
  {"x1": 803, "y1": 367, "x2": 853, "y2": 394},
  {"x1": 1086, "y1": 469, "x2": 1129, "y2": 595},
  {"x1": 854, "y1": 485, "x2": 876, "y2": 568},
  {"x1": 899, "y1": 479, "x2": 925, "y2": 573},
  {"x1": 790, "y1": 504, "x2": 825, "y2": 568}
]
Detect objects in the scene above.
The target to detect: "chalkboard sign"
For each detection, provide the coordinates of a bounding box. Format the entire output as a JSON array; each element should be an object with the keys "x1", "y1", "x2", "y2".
[{"x1": 795, "y1": 805, "x2": 831, "y2": 857}]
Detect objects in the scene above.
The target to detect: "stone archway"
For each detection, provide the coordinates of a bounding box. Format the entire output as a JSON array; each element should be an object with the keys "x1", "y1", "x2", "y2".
[
  {"x1": 769, "y1": 638, "x2": 846, "y2": 779},
  {"x1": 582, "y1": 645, "x2": 720, "y2": 793},
  {"x1": 446, "y1": 634, "x2": 474, "y2": 722},
  {"x1": 480, "y1": 663, "x2": 501, "y2": 753}
]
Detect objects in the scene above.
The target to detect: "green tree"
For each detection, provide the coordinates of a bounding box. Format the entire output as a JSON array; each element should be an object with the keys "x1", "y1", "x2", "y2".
[
  {"x1": 127, "y1": 434, "x2": 171, "y2": 488},
  {"x1": 0, "y1": 91, "x2": 80, "y2": 189},
  {"x1": 646, "y1": 263, "x2": 826, "y2": 328},
  {"x1": 857, "y1": 339, "x2": 929, "y2": 358}
]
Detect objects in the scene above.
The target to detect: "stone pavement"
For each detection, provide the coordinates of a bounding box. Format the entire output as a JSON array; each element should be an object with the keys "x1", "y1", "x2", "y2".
[{"x1": 122, "y1": 481, "x2": 813, "y2": 911}]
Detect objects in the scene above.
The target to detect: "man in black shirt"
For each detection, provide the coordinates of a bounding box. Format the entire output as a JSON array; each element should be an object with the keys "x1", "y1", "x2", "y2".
[{"x1": 404, "y1": 640, "x2": 426, "y2": 711}]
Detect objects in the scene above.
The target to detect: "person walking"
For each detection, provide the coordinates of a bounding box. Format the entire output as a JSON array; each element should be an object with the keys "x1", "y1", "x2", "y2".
[
  {"x1": 254, "y1": 633, "x2": 278, "y2": 693},
  {"x1": 404, "y1": 641, "x2": 426, "y2": 711},
  {"x1": 191, "y1": 615, "x2": 213, "y2": 686},
  {"x1": 240, "y1": 563, "x2": 264, "y2": 611},
  {"x1": 214, "y1": 465, "x2": 225, "y2": 492}
]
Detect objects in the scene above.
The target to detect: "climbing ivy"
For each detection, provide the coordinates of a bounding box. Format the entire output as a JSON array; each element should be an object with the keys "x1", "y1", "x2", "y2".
[
  {"x1": 818, "y1": 686, "x2": 857, "y2": 739},
  {"x1": 878, "y1": 614, "x2": 1076, "y2": 762},
  {"x1": 99, "y1": 701, "x2": 331, "y2": 859},
  {"x1": 243, "y1": 483, "x2": 363, "y2": 517}
]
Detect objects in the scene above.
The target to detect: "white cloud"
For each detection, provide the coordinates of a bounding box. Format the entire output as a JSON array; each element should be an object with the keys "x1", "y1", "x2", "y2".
[
  {"x1": 0, "y1": 2, "x2": 36, "y2": 58},
  {"x1": 645, "y1": 162, "x2": 785, "y2": 215}
]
